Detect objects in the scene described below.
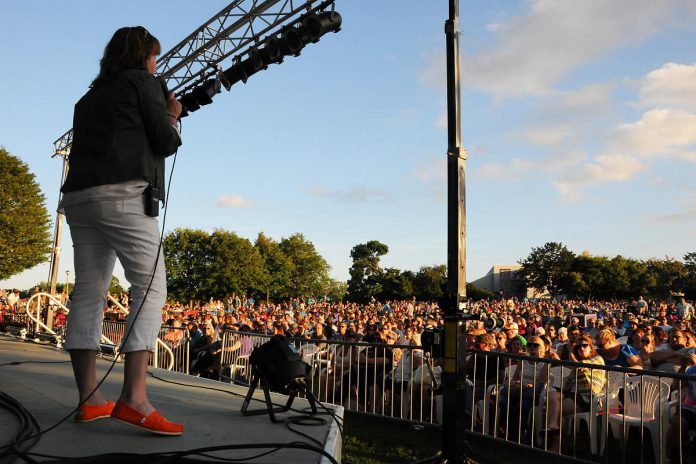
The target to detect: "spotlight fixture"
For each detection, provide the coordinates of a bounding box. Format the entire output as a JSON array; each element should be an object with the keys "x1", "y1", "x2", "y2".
[
  {"x1": 178, "y1": 78, "x2": 223, "y2": 117},
  {"x1": 241, "y1": 335, "x2": 316, "y2": 422},
  {"x1": 222, "y1": 8, "x2": 342, "y2": 88},
  {"x1": 178, "y1": 5, "x2": 342, "y2": 119}
]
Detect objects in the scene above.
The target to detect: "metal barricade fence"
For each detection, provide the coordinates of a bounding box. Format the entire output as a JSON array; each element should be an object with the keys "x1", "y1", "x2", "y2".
[
  {"x1": 1, "y1": 313, "x2": 31, "y2": 336},
  {"x1": 158, "y1": 325, "x2": 190, "y2": 374},
  {"x1": 101, "y1": 320, "x2": 126, "y2": 346},
  {"x1": 463, "y1": 348, "x2": 696, "y2": 464},
  {"x1": 219, "y1": 331, "x2": 442, "y2": 424}
]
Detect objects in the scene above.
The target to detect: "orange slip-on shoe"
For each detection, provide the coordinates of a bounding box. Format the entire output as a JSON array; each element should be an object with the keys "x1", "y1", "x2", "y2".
[
  {"x1": 74, "y1": 400, "x2": 115, "y2": 423},
  {"x1": 111, "y1": 401, "x2": 183, "y2": 436}
]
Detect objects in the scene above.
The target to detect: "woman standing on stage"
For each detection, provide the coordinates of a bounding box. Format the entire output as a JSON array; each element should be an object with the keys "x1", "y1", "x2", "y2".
[{"x1": 60, "y1": 26, "x2": 183, "y2": 435}]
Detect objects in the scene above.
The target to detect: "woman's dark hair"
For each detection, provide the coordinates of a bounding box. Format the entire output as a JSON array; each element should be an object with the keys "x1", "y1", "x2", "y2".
[{"x1": 92, "y1": 26, "x2": 161, "y2": 87}]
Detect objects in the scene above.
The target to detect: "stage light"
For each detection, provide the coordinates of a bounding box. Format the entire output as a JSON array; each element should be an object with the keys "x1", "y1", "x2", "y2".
[
  {"x1": 259, "y1": 36, "x2": 283, "y2": 64},
  {"x1": 192, "y1": 78, "x2": 222, "y2": 105},
  {"x1": 299, "y1": 11, "x2": 342, "y2": 44},
  {"x1": 241, "y1": 335, "x2": 317, "y2": 422},
  {"x1": 222, "y1": 7, "x2": 342, "y2": 90},
  {"x1": 178, "y1": 78, "x2": 222, "y2": 117},
  {"x1": 278, "y1": 27, "x2": 305, "y2": 57}
]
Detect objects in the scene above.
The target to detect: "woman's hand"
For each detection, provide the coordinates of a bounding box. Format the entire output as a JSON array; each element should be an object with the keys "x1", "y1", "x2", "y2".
[{"x1": 166, "y1": 93, "x2": 182, "y2": 119}]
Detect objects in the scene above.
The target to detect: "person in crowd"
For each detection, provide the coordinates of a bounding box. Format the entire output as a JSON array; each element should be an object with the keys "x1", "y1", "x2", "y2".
[
  {"x1": 556, "y1": 325, "x2": 581, "y2": 361},
  {"x1": 190, "y1": 323, "x2": 222, "y2": 379},
  {"x1": 596, "y1": 328, "x2": 643, "y2": 369},
  {"x1": 494, "y1": 331, "x2": 508, "y2": 352},
  {"x1": 631, "y1": 329, "x2": 655, "y2": 370},
  {"x1": 466, "y1": 333, "x2": 505, "y2": 403},
  {"x1": 333, "y1": 321, "x2": 349, "y2": 341},
  {"x1": 541, "y1": 335, "x2": 560, "y2": 360},
  {"x1": 554, "y1": 327, "x2": 568, "y2": 350},
  {"x1": 651, "y1": 329, "x2": 696, "y2": 373},
  {"x1": 498, "y1": 335, "x2": 550, "y2": 437},
  {"x1": 504, "y1": 322, "x2": 521, "y2": 343},
  {"x1": 507, "y1": 335, "x2": 526, "y2": 355},
  {"x1": 545, "y1": 334, "x2": 606, "y2": 452},
  {"x1": 59, "y1": 26, "x2": 182, "y2": 435},
  {"x1": 677, "y1": 297, "x2": 694, "y2": 321}
]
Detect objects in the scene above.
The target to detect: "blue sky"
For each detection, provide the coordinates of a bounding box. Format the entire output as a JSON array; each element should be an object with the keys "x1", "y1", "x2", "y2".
[{"x1": 2, "y1": 0, "x2": 696, "y2": 291}]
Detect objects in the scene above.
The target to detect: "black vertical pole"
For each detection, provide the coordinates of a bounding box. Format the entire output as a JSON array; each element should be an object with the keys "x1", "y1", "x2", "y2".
[{"x1": 443, "y1": 0, "x2": 470, "y2": 462}]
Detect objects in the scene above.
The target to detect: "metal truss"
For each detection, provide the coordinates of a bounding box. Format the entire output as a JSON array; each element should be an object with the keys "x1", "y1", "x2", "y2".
[{"x1": 52, "y1": 0, "x2": 330, "y2": 156}]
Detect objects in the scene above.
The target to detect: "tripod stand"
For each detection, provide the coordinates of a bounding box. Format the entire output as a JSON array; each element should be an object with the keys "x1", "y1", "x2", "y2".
[{"x1": 241, "y1": 365, "x2": 317, "y2": 423}]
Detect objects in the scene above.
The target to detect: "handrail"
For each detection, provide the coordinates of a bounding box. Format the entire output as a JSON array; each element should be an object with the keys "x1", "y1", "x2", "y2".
[
  {"x1": 106, "y1": 294, "x2": 174, "y2": 370},
  {"x1": 24, "y1": 292, "x2": 116, "y2": 346}
]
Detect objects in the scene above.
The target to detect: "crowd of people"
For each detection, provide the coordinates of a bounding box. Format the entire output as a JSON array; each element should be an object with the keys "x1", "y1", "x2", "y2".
[{"x1": 2, "y1": 288, "x2": 695, "y2": 458}]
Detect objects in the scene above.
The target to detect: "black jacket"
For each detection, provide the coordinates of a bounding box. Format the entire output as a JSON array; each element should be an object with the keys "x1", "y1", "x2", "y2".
[{"x1": 61, "y1": 69, "x2": 181, "y2": 197}]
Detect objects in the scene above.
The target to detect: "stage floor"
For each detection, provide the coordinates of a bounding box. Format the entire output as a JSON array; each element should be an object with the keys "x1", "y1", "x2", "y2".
[{"x1": 0, "y1": 335, "x2": 342, "y2": 463}]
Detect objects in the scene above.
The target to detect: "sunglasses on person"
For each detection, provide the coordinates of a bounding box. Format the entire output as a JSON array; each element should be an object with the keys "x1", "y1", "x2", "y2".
[
  {"x1": 574, "y1": 343, "x2": 591, "y2": 349},
  {"x1": 527, "y1": 343, "x2": 541, "y2": 348}
]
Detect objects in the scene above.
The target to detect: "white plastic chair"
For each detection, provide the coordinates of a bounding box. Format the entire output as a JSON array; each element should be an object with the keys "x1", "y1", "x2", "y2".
[
  {"x1": 474, "y1": 363, "x2": 514, "y2": 435},
  {"x1": 607, "y1": 375, "x2": 671, "y2": 464}
]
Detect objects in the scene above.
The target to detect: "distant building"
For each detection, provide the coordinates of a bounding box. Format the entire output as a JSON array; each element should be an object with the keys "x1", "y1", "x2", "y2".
[{"x1": 471, "y1": 265, "x2": 527, "y2": 298}]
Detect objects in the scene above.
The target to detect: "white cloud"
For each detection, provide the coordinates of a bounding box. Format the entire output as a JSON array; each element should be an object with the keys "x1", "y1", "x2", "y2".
[
  {"x1": 555, "y1": 83, "x2": 615, "y2": 115},
  {"x1": 553, "y1": 154, "x2": 647, "y2": 201},
  {"x1": 521, "y1": 124, "x2": 574, "y2": 147},
  {"x1": 307, "y1": 186, "x2": 390, "y2": 203},
  {"x1": 412, "y1": 158, "x2": 446, "y2": 183},
  {"x1": 607, "y1": 108, "x2": 696, "y2": 159},
  {"x1": 477, "y1": 151, "x2": 585, "y2": 181},
  {"x1": 216, "y1": 194, "x2": 253, "y2": 208},
  {"x1": 459, "y1": 0, "x2": 678, "y2": 97},
  {"x1": 639, "y1": 63, "x2": 696, "y2": 111},
  {"x1": 654, "y1": 193, "x2": 696, "y2": 224}
]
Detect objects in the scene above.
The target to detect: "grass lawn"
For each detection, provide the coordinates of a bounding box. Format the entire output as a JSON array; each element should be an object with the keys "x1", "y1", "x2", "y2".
[
  {"x1": 343, "y1": 411, "x2": 440, "y2": 464},
  {"x1": 342, "y1": 411, "x2": 575, "y2": 464}
]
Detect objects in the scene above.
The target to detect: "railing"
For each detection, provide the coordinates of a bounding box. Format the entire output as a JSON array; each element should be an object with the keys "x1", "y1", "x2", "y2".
[
  {"x1": 104, "y1": 295, "x2": 174, "y2": 370},
  {"x1": 219, "y1": 331, "x2": 442, "y2": 423},
  {"x1": 2, "y1": 293, "x2": 174, "y2": 371},
  {"x1": 463, "y1": 349, "x2": 696, "y2": 464},
  {"x1": 158, "y1": 325, "x2": 190, "y2": 374},
  {"x1": 23, "y1": 292, "x2": 116, "y2": 347}
]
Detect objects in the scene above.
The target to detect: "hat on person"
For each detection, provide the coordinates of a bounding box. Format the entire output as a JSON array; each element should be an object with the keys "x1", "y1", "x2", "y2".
[
  {"x1": 504, "y1": 322, "x2": 519, "y2": 331},
  {"x1": 558, "y1": 327, "x2": 568, "y2": 335}
]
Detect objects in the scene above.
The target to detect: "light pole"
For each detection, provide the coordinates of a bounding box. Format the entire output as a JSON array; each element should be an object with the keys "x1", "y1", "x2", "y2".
[{"x1": 64, "y1": 270, "x2": 70, "y2": 300}]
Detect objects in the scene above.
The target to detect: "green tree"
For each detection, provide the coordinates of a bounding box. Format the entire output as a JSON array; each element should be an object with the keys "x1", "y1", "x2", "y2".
[
  {"x1": 109, "y1": 275, "x2": 126, "y2": 295},
  {"x1": 466, "y1": 282, "x2": 494, "y2": 300},
  {"x1": 208, "y1": 230, "x2": 265, "y2": 300},
  {"x1": 347, "y1": 240, "x2": 389, "y2": 302},
  {"x1": 377, "y1": 267, "x2": 415, "y2": 301},
  {"x1": 684, "y1": 252, "x2": 696, "y2": 298},
  {"x1": 413, "y1": 265, "x2": 447, "y2": 301},
  {"x1": 279, "y1": 233, "x2": 331, "y2": 297},
  {"x1": 163, "y1": 228, "x2": 215, "y2": 302},
  {"x1": 318, "y1": 276, "x2": 348, "y2": 302},
  {"x1": 0, "y1": 147, "x2": 52, "y2": 280},
  {"x1": 255, "y1": 232, "x2": 294, "y2": 300},
  {"x1": 645, "y1": 257, "x2": 686, "y2": 297},
  {"x1": 518, "y1": 242, "x2": 575, "y2": 297}
]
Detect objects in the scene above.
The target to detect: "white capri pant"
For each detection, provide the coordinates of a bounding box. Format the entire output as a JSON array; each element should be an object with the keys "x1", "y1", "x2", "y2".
[{"x1": 63, "y1": 194, "x2": 166, "y2": 353}]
